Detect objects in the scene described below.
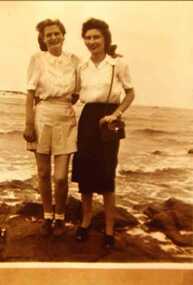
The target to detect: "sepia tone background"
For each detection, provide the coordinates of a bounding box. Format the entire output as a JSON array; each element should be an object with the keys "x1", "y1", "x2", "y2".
[{"x1": 0, "y1": 0, "x2": 192, "y2": 108}]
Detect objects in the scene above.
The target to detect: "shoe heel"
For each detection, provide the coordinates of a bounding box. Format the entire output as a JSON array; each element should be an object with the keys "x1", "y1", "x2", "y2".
[
  {"x1": 104, "y1": 234, "x2": 115, "y2": 249},
  {"x1": 75, "y1": 226, "x2": 91, "y2": 241}
]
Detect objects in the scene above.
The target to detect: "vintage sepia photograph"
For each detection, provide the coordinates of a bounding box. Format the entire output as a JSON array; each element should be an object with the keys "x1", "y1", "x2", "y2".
[{"x1": 0, "y1": 1, "x2": 193, "y2": 284}]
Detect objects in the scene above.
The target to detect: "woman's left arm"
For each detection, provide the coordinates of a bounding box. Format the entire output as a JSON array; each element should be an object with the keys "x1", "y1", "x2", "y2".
[
  {"x1": 100, "y1": 88, "x2": 135, "y2": 124},
  {"x1": 100, "y1": 58, "x2": 135, "y2": 124},
  {"x1": 112, "y1": 88, "x2": 135, "y2": 119}
]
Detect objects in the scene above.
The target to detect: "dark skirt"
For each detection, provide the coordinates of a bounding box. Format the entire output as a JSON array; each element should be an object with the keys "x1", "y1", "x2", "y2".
[{"x1": 72, "y1": 103, "x2": 120, "y2": 194}]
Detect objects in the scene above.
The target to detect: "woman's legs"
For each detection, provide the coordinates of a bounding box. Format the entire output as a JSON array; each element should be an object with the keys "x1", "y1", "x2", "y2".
[
  {"x1": 35, "y1": 153, "x2": 53, "y2": 235},
  {"x1": 102, "y1": 139, "x2": 119, "y2": 246},
  {"x1": 81, "y1": 193, "x2": 93, "y2": 228},
  {"x1": 53, "y1": 154, "x2": 70, "y2": 236},
  {"x1": 54, "y1": 154, "x2": 70, "y2": 216},
  {"x1": 35, "y1": 153, "x2": 52, "y2": 216},
  {"x1": 75, "y1": 192, "x2": 93, "y2": 241},
  {"x1": 103, "y1": 192, "x2": 115, "y2": 236}
]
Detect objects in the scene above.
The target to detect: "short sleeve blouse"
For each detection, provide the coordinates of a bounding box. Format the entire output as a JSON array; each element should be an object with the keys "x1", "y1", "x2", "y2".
[
  {"x1": 27, "y1": 51, "x2": 79, "y2": 100},
  {"x1": 79, "y1": 55, "x2": 133, "y2": 104}
]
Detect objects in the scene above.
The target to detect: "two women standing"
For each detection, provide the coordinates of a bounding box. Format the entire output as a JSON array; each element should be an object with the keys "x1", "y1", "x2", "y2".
[{"x1": 24, "y1": 17, "x2": 135, "y2": 248}]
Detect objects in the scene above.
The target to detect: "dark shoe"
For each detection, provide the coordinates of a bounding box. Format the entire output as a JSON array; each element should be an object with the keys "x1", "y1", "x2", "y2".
[
  {"x1": 53, "y1": 220, "x2": 65, "y2": 237},
  {"x1": 75, "y1": 226, "x2": 91, "y2": 241},
  {"x1": 40, "y1": 219, "x2": 53, "y2": 236},
  {"x1": 104, "y1": 234, "x2": 115, "y2": 249}
]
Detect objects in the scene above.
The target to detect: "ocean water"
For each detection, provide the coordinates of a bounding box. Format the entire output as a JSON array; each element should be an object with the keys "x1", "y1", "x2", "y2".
[{"x1": 0, "y1": 91, "x2": 193, "y2": 207}]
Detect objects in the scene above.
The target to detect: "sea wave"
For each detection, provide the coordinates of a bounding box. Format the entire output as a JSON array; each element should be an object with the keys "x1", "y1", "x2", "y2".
[
  {"x1": 0, "y1": 130, "x2": 22, "y2": 136},
  {"x1": 132, "y1": 128, "x2": 177, "y2": 136},
  {"x1": 118, "y1": 167, "x2": 188, "y2": 177},
  {"x1": 0, "y1": 109, "x2": 25, "y2": 117}
]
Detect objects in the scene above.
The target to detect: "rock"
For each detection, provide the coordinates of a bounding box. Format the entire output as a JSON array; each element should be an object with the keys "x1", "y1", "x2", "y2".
[
  {"x1": 188, "y1": 148, "x2": 193, "y2": 154},
  {"x1": 3, "y1": 196, "x2": 138, "y2": 232},
  {"x1": 92, "y1": 207, "x2": 138, "y2": 231},
  {"x1": 65, "y1": 196, "x2": 82, "y2": 223},
  {"x1": 145, "y1": 198, "x2": 193, "y2": 231},
  {"x1": 100, "y1": 233, "x2": 172, "y2": 262},
  {"x1": 125, "y1": 234, "x2": 172, "y2": 260},
  {"x1": 164, "y1": 198, "x2": 193, "y2": 230},
  {"x1": 143, "y1": 203, "x2": 163, "y2": 217},
  {"x1": 164, "y1": 230, "x2": 193, "y2": 247},
  {"x1": 1, "y1": 196, "x2": 193, "y2": 261},
  {"x1": 0, "y1": 203, "x2": 12, "y2": 215},
  {"x1": 0, "y1": 203, "x2": 22, "y2": 217},
  {"x1": 1, "y1": 215, "x2": 174, "y2": 262},
  {"x1": 144, "y1": 198, "x2": 193, "y2": 246},
  {"x1": 17, "y1": 202, "x2": 43, "y2": 217},
  {"x1": 65, "y1": 196, "x2": 138, "y2": 231},
  {"x1": 115, "y1": 207, "x2": 139, "y2": 227}
]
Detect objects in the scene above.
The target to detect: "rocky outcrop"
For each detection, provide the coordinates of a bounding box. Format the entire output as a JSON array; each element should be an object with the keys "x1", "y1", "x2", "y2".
[
  {"x1": 143, "y1": 198, "x2": 193, "y2": 246},
  {"x1": 0, "y1": 197, "x2": 192, "y2": 262}
]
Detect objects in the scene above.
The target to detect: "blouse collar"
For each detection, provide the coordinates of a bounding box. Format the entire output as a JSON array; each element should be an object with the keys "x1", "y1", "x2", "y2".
[
  {"x1": 45, "y1": 51, "x2": 65, "y2": 64},
  {"x1": 80, "y1": 54, "x2": 115, "y2": 70}
]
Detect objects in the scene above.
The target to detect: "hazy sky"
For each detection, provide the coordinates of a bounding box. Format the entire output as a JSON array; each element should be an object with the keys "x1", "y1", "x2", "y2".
[{"x1": 0, "y1": 1, "x2": 192, "y2": 108}]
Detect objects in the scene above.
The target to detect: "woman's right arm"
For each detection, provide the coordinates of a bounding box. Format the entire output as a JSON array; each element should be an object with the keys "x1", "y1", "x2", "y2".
[
  {"x1": 23, "y1": 90, "x2": 36, "y2": 142},
  {"x1": 23, "y1": 53, "x2": 40, "y2": 142}
]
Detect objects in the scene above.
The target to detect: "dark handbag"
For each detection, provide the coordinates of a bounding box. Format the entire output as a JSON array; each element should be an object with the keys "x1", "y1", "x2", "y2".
[
  {"x1": 99, "y1": 65, "x2": 125, "y2": 142},
  {"x1": 100, "y1": 119, "x2": 125, "y2": 142}
]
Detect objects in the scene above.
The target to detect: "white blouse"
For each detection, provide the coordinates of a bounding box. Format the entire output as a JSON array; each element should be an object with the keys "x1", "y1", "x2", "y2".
[
  {"x1": 27, "y1": 51, "x2": 79, "y2": 100},
  {"x1": 79, "y1": 55, "x2": 133, "y2": 104}
]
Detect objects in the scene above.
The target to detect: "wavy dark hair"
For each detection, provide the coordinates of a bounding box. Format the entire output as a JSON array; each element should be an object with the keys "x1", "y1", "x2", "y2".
[
  {"x1": 36, "y1": 19, "x2": 66, "y2": 51},
  {"x1": 82, "y1": 18, "x2": 119, "y2": 57}
]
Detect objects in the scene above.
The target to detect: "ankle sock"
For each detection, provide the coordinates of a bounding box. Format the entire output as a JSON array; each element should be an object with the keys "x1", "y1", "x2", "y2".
[
  {"x1": 44, "y1": 212, "x2": 54, "y2": 220},
  {"x1": 55, "y1": 213, "x2": 64, "y2": 221}
]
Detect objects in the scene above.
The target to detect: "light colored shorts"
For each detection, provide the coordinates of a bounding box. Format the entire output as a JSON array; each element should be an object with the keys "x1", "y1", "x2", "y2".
[{"x1": 27, "y1": 100, "x2": 77, "y2": 155}]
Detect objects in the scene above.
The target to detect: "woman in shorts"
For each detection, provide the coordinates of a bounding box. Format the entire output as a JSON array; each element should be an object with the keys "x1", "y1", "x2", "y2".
[{"x1": 23, "y1": 19, "x2": 79, "y2": 237}]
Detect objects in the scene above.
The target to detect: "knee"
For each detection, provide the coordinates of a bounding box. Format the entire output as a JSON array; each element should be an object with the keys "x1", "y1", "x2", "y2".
[
  {"x1": 38, "y1": 167, "x2": 51, "y2": 181},
  {"x1": 54, "y1": 176, "x2": 67, "y2": 186}
]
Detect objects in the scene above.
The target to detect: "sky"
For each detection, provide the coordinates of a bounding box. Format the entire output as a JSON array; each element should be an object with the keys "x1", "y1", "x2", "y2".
[{"x1": 0, "y1": 1, "x2": 193, "y2": 108}]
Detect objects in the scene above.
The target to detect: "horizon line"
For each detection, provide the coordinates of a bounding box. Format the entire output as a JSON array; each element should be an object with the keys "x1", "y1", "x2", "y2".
[{"x1": 0, "y1": 90, "x2": 192, "y2": 110}]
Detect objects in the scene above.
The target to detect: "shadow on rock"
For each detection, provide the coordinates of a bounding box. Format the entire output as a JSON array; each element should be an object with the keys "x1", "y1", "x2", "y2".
[{"x1": 143, "y1": 198, "x2": 193, "y2": 246}]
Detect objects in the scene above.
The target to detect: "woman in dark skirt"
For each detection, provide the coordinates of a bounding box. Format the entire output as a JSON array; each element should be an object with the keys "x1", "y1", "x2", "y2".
[{"x1": 72, "y1": 18, "x2": 135, "y2": 248}]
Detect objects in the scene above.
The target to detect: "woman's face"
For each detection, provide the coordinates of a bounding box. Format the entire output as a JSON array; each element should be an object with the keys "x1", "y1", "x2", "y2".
[
  {"x1": 83, "y1": 29, "x2": 105, "y2": 56},
  {"x1": 43, "y1": 24, "x2": 64, "y2": 55}
]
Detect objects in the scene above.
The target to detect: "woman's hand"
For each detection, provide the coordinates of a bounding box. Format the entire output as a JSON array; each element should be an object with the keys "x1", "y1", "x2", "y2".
[
  {"x1": 23, "y1": 125, "x2": 36, "y2": 142},
  {"x1": 99, "y1": 113, "x2": 118, "y2": 126}
]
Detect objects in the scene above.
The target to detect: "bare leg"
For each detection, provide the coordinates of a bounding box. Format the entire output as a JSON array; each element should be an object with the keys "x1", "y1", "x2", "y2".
[
  {"x1": 75, "y1": 193, "x2": 93, "y2": 241},
  {"x1": 81, "y1": 193, "x2": 93, "y2": 228},
  {"x1": 54, "y1": 154, "x2": 70, "y2": 216},
  {"x1": 103, "y1": 192, "x2": 115, "y2": 236},
  {"x1": 35, "y1": 153, "x2": 52, "y2": 214}
]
